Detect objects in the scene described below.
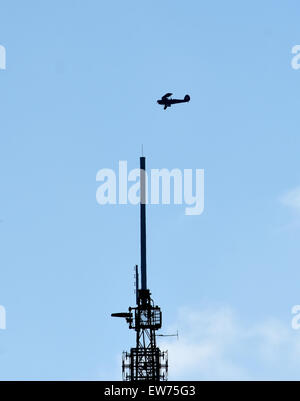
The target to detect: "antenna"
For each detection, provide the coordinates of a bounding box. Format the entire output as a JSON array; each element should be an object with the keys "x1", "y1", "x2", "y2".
[
  {"x1": 111, "y1": 155, "x2": 168, "y2": 381},
  {"x1": 135, "y1": 265, "x2": 139, "y2": 305},
  {"x1": 140, "y1": 156, "x2": 147, "y2": 290},
  {"x1": 157, "y1": 330, "x2": 179, "y2": 340}
]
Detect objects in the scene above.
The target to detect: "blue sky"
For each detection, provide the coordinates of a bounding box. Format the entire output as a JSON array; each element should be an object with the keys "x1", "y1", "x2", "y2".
[{"x1": 0, "y1": 0, "x2": 300, "y2": 380}]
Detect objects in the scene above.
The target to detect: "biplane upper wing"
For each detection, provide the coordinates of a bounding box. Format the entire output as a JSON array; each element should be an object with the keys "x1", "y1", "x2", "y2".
[{"x1": 161, "y1": 93, "x2": 173, "y2": 100}]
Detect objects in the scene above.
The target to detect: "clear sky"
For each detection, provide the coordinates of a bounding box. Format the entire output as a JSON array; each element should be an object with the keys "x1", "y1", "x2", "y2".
[{"x1": 1, "y1": 0, "x2": 300, "y2": 380}]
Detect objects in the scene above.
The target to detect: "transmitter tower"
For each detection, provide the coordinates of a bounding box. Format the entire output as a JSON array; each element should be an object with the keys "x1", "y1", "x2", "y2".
[{"x1": 112, "y1": 156, "x2": 168, "y2": 381}]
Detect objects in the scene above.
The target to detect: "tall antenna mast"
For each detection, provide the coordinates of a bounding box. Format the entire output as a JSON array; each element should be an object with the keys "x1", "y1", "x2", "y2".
[
  {"x1": 112, "y1": 155, "x2": 168, "y2": 381},
  {"x1": 140, "y1": 156, "x2": 147, "y2": 290}
]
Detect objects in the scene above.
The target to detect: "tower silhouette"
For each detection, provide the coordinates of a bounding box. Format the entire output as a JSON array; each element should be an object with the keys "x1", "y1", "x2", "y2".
[{"x1": 112, "y1": 156, "x2": 168, "y2": 381}]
